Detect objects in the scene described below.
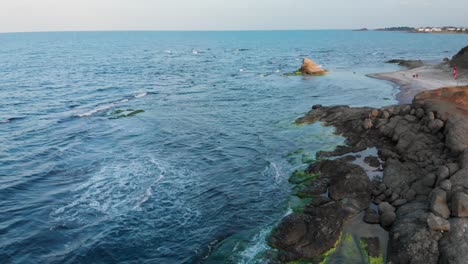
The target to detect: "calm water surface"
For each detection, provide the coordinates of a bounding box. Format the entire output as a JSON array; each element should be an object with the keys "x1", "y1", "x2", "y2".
[{"x1": 1, "y1": 31, "x2": 467, "y2": 263}]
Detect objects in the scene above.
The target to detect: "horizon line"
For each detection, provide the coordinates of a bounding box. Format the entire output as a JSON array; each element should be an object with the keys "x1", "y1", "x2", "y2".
[{"x1": 0, "y1": 28, "x2": 359, "y2": 34}]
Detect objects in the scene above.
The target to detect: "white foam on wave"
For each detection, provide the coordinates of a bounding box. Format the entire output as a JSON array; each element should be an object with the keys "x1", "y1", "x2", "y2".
[
  {"x1": 237, "y1": 226, "x2": 273, "y2": 264},
  {"x1": 132, "y1": 157, "x2": 166, "y2": 210},
  {"x1": 49, "y1": 153, "x2": 203, "y2": 230},
  {"x1": 262, "y1": 160, "x2": 282, "y2": 183},
  {"x1": 75, "y1": 91, "x2": 150, "y2": 117},
  {"x1": 49, "y1": 155, "x2": 168, "y2": 224},
  {"x1": 134, "y1": 92, "x2": 147, "y2": 98},
  {"x1": 76, "y1": 103, "x2": 115, "y2": 117}
]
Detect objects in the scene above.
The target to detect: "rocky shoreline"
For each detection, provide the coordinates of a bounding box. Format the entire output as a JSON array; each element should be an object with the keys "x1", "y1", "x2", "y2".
[{"x1": 267, "y1": 85, "x2": 468, "y2": 263}]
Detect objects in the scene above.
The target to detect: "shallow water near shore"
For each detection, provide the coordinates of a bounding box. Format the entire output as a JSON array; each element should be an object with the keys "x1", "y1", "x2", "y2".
[{"x1": 1, "y1": 31, "x2": 468, "y2": 263}]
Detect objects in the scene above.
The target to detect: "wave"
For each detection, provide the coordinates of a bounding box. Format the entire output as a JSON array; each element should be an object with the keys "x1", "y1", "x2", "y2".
[
  {"x1": 76, "y1": 103, "x2": 115, "y2": 117},
  {"x1": 75, "y1": 91, "x2": 153, "y2": 117},
  {"x1": 49, "y1": 155, "x2": 168, "y2": 224},
  {"x1": 0, "y1": 116, "x2": 27, "y2": 124},
  {"x1": 134, "y1": 92, "x2": 147, "y2": 98}
]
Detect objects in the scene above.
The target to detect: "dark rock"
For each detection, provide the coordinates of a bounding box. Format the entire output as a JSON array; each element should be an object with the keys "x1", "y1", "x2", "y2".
[
  {"x1": 430, "y1": 189, "x2": 450, "y2": 219},
  {"x1": 404, "y1": 114, "x2": 417, "y2": 122},
  {"x1": 361, "y1": 237, "x2": 380, "y2": 258},
  {"x1": 451, "y1": 192, "x2": 468, "y2": 217},
  {"x1": 308, "y1": 160, "x2": 371, "y2": 211},
  {"x1": 440, "y1": 180, "x2": 452, "y2": 192},
  {"x1": 427, "y1": 213, "x2": 450, "y2": 231},
  {"x1": 388, "y1": 202, "x2": 441, "y2": 264},
  {"x1": 386, "y1": 59, "x2": 424, "y2": 69},
  {"x1": 446, "y1": 163, "x2": 459, "y2": 176},
  {"x1": 392, "y1": 199, "x2": 407, "y2": 207},
  {"x1": 376, "y1": 194, "x2": 386, "y2": 202},
  {"x1": 379, "y1": 202, "x2": 395, "y2": 214},
  {"x1": 423, "y1": 173, "x2": 436, "y2": 187},
  {"x1": 372, "y1": 189, "x2": 382, "y2": 196},
  {"x1": 415, "y1": 108, "x2": 425, "y2": 118},
  {"x1": 312, "y1": 104, "x2": 323, "y2": 109},
  {"x1": 437, "y1": 166, "x2": 450, "y2": 184},
  {"x1": 364, "y1": 156, "x2": 380, "y2": 167},
  {"x1": 383, "y1": 159, "x2": 421, "y2": 190},
  {"x1": 363, "y1": 118, "x2": 373, "y2": 130},
  {"x1": 411, "y1": 180, "x2": 433, "y2": 196},
  {"x1": 439, "y1": 218, "x2": 468, "y2": 264},
  {"x1": 444, "y1": 115, "x2": 468, "y2": 154},
  {"x1": 403, "y1": 189, "x2": 417, "y2": 201},
  {"x1": 381, "y1": 211, "x2": 396, "y2": 227},
  {"x1": 450, "y1": 168, "x2": 468, "y2": 189},
  {"x1": 268, "y1": 201, "x2": 351, "y2": 261},
  {"x1": 460, "y1": 149, "x2": 468, "y2": 169},
  {"x1": 450, "y1": 45, "x2": 468, "y2": 69},
  {"x1": 384, "y1": 188, "x2": 393, "y2": 197},
  {"x1": 363, "y1": 211, "x2": 380, "y2": 224},
  {"x1": 389, "y1": 193, "x2": 399, "y2": 203}
]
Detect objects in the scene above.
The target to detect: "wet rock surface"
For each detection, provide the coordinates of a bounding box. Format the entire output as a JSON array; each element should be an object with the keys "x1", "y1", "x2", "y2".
[{"x1": 269, "y1": 85, "x2": 468, "y2": 263}]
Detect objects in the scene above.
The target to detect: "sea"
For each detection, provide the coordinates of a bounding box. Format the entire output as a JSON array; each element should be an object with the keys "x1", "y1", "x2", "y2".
[{"x1": 1, "y1": 30, "x2": 467, "y2": 264}]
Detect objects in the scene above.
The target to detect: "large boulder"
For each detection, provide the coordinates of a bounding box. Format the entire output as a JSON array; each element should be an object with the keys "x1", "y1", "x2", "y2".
[
  {"x1": 268, "y1": 201, "x2": 350, "y2": 262},
  {"x1": 388, "y1": 202, "x2": 442, "y2": 264},
  {"x1": 451, "y1": 192, "x2": 468, "y2": 217},
  {"x1": 298, "y1": 58, "x2": 328, "y2": 75},
  {"x1": 383, "y1": 158, "x2": 421, "y2": 190},
  {"x1": 439, "y1": 218, "x2": 468, "y2": 264},
  {"x1": 450, "y1": 45, "x2": 468, "y2": 69},
  {"x1": 308, "y1": 159, "x2": 371, "y2": 211}
]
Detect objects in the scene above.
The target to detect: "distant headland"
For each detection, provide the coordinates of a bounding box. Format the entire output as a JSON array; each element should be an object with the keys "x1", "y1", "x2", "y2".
[{"x1": 355, "y1": 26, "x2": 468, "y2": 34}]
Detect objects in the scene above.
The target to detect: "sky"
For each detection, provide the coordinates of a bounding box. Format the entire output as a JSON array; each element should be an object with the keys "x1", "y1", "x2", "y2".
[{"x1": 1, "y1": 0, "x2": 468, "y2": 32}]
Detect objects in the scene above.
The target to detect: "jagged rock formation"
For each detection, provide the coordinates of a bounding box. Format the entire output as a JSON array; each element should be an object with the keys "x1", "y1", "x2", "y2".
[
  {"x1": 268, "y1": 86, "x2": 468, "y2": 263},
  {"x1": 450, "y1": 45, "x2": 468, "y2": 69}
]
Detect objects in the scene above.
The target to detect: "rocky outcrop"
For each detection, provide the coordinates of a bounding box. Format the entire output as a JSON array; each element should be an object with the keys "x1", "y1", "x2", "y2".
[
  {"x1": 269, "y1": 84, "x2": 468, "y2": 263},
  {"x1": 414, "y1": 86, "x2": 468, "y2": 154},
  {"x1": 386, "y1": 59, "x2": 424, "y2": 69},
  {"x1": 450, "y1": 45, "x2": 468, "y2": 69},
  {"x1": 298, "y1": 58, "x2": 328, "y2": 75},
  {"x1": 268, "y1": 160, "x2": 371, "y2": 261},
  {"x1": 388, "y1": 202, "x2": 442, "y2": 263},
  {"x1": 268, "y1": 203, "x2": 350, "y2": 262}
]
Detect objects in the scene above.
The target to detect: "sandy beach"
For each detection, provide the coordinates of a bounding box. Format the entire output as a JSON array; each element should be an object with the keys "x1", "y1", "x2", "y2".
[{"x1": 368, "y1": 64, "x2": 468, "y2": 103}]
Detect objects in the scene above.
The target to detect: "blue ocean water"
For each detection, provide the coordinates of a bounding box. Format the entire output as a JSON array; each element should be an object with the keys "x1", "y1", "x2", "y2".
[{"x1": 0, "y1": 30, "x2": 467, "y2": 264}]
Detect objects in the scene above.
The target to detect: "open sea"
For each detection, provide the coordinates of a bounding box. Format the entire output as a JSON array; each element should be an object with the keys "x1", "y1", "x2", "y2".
[{"x1": 1, "y1": 30, "x2": 467, "y2": 264}]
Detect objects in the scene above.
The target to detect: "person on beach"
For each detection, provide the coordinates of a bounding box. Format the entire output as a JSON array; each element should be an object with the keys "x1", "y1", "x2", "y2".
[{"x1": 453, "y1": 66, "x2": 458, "y2": 80}]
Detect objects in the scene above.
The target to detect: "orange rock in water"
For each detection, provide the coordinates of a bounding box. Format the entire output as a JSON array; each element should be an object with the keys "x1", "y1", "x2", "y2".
[{"x1": 299, "y1": 58, "x2": 328, "y2": 75}]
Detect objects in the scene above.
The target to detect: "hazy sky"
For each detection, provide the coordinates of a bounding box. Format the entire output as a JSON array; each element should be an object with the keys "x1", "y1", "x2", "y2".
[{"x1": 1, "y1": 0, "x2": 468, "y2": 32}]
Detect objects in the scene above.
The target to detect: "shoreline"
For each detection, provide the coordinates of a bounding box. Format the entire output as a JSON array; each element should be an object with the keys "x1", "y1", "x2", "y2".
[
  {"x1": 368, "y1": 64, "x2": 468, "y2": 104},
  {"x1": 267, "y1": 61, "x2": 468, "y2": 262}
]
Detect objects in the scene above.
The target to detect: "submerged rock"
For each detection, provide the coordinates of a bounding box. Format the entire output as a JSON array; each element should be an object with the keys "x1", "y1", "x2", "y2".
[{"x1": 386, "y1": 59, "x2": 424, "y2": 69}]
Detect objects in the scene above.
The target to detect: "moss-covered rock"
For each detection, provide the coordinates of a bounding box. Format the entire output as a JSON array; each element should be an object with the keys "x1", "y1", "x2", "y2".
[{"x1": 289, "y1": 170, "x2": 318, "y2": 185}]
